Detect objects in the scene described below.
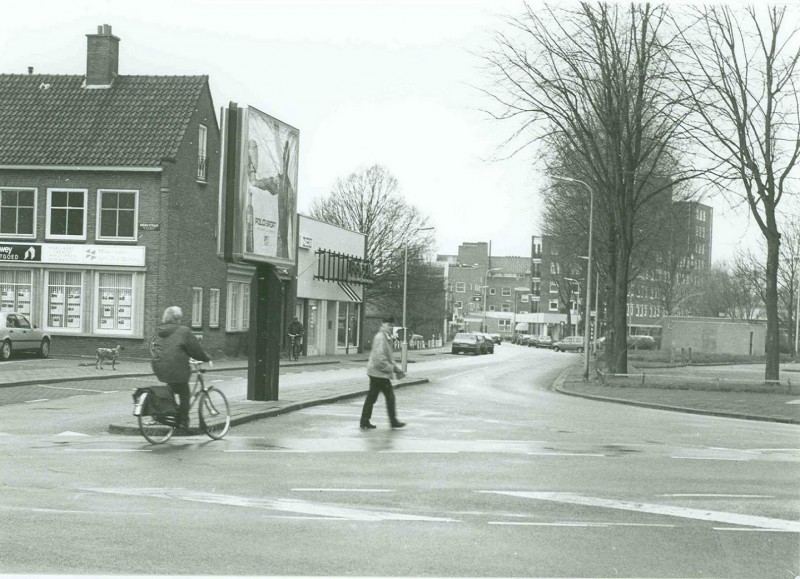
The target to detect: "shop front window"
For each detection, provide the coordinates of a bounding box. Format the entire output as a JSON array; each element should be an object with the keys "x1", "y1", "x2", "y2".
[
  {"x1": 0, "y1": 270, "x2": 32, "y2": 315},
  {"x1": 97, "y1": 273, "x2": 133, "y2": 333},
  {"x1": 47, "y1": 271, "x2": 82, "y2": 330},
  {"x1": 337, "y1": 302, "x2": 347, "y2": 347},
  {"x1": 306, "y1": 300, "x2": 319, "y2": 355}
]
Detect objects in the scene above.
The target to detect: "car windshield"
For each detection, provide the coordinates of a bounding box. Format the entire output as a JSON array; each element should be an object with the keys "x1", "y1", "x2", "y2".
[{"x1": 454, "y1": 333, "x2": 476, "y2": 342}]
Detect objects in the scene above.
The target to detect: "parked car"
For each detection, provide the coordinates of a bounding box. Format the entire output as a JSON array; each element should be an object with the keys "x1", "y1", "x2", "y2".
[
  {"x1": 533, "y1": 335, "x2": 554, "y2": 349},
  {"x1": 451, "y1": 332, "x2": 486, "y2": 355},
  {"x1": 517, "y1": 334, "x2": 533, "y2": 346},
  {"x1": 552, "y1": 335, "x2": 585, "y2": 353},
  {"x1": 0, "y1": 312, "x2": 51, "y2": 360},
  {"x1": 481, "y1": 333, "x2": 495, "y2": 354},
  {"x1": 489, "y1": 333, "x2": 502, "y2": 345}
]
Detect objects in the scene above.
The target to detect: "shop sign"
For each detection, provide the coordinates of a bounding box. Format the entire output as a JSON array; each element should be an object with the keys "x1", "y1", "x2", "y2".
[
  {"x1": 300, "y1": 235, "x2": 313, "y2": 250},
  {"x1": 0, "y1": 244, "x2": 41, "y2": 262},
  {"x1": 41, "y1": 244, "x2": 146, "y2": 267},
  {"x1": 138, "y1": 223, "x2": 160, "y2": 231}
]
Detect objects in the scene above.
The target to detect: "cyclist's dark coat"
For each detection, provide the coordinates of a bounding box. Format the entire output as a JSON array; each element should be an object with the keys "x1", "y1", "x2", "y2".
[
  {"x1": 151, "y1": 322, "x2": 210, "y2": 383},
  {"x1": 288, "y1": 320, "x2": 304, "y2": 335}
]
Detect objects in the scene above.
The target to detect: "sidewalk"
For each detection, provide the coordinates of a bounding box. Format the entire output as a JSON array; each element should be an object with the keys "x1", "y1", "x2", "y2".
[{"x1": 554, "y1": 360, "x2": 800, "y2": 425}]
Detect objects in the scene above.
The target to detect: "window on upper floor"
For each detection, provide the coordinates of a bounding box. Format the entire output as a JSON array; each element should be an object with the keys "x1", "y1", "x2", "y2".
[
  {"x1": 521, "y1": 293, "x2": 529, "y2": 303},
  {"x1": 0, "y1": 188, "x2": 36, "y2": 238},
  {"x1": 549, "y1": 300, "x2": 559, "y2": 312},
  {"x1": 532, "y1": 281, "x2": 540, "y2": 296},
  {"x1": 502, "y1": 287, "x2": 511, "y2": 296},
  {"x1": 489, "y1": 287, "x2": 496, "y2": 295},
  {"x1": 97, "y1": 190, "x2": 138, "y2": 241},
  {"x1": 454, "y1": 300, "x2": 463, "y2": 309},
  {"x1": 550, "y1": 282, "x2": 558, "y2": 294},
  {"x1": 47, "y1": 189, "x2": 87, "y2": 240},
  {"x1": 489, "y1": 304, "x2": 496, "y2": 311},
  {"x1": 455, "y1": 282, "x2": 466, "y2": 293},
  {"x1": 501, "y1": 303, "x2": 510, "y2": 312},
  {"x1": 209, "y1": 288, "x2": 220, "y2": 328},
  {"x1": 192, "y1": 287, "x2": 203, "y2": 328},
  {"x1": 198, "y1": 124, "x2": 208, "y2": 182}
]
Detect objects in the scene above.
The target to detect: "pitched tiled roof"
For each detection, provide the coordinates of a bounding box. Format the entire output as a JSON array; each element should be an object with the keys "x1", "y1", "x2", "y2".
[{"x1": 0, "y1": 74, "x2": 207, "y2": 167}]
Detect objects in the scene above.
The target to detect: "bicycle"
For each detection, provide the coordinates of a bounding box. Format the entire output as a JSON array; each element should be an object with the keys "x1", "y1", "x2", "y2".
[
  {"x1": 288, "y1": 333, "x2": 302, "y2": 361},
  {"x1": 134, "y1": 360, "x2": 231, "y2": 444}
]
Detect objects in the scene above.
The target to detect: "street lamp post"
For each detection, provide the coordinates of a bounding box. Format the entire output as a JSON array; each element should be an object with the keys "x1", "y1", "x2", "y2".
[
  {"x1": 481, "y1": 268, "x2": 502, "y2": 333},
  {"x1": 402, "y1": 226, "x2": 434, "y2": 373},
  {"x1": 554, "y1": 176, "x2": 594, "y2": 380}
]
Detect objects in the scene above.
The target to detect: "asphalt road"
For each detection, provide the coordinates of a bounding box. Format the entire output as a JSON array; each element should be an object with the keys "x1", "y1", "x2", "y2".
[{"x1": 1, "y1": 345, "x2": 798, "y2": 577}]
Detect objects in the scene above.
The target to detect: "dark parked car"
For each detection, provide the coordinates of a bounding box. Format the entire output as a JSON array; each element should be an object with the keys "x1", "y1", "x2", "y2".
[
  {"x1": 517, "y1": 334, "x2": 532, "y2": 346},
  {"x1": 451, "y1": 332, "x2": 487, "y2": 355},
  {"x1": 489, "y1": 333, "x2": 502, "y2": 345},
  {"x1": 552, "y1": 335, "x2": 585, "y2": 353},
  {"x1": 533, "y1": 335, "x2": 554, "y2": 349},
  {"x1": 481, "y1": 333, "x2": 495, "y2": 354}
]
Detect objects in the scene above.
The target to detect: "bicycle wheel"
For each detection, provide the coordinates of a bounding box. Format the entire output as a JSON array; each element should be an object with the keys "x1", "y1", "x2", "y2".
[
  {"x1": 137, "y1": 394, "x2": 175, "y2": 444},
  {"x1": 199, "y1": 388, "x2": 230, "y2": 440}
]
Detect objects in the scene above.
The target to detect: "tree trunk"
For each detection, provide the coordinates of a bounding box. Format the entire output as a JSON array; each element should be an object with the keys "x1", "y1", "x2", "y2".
[{"x1": 764, "y1": 227, "x2": 781, "y2": 381}]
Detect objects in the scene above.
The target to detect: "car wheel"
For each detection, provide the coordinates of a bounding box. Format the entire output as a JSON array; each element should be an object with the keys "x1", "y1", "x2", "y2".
[
  {"x1": 39, "y1": 339, "x2": 50, "y2": 359},
  {"x1": 553, "y1": 346, "x2": 560, "y2": 352},
  {"x1": 577, "y1": 347, "x2": 583, "y2": 354},
  {"x1": 0, "y1": 340, "x2": 11, "y2": 361}
]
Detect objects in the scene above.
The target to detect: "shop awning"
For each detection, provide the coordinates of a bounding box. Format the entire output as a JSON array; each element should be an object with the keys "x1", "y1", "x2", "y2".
[
  {"x1": 338, "y1": 282, "x2": 361, "y2": 302},
  {"x1": 515, "y1": 322, "x2": 528, "y2": 331}
]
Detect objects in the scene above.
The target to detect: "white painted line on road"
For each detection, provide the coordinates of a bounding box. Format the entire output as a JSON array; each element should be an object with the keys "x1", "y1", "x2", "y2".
[
  {"x1": 86, "y1": 487, "x2": 460, "y2": 522},
  {"x1": 440, "y1": 368, "x2": 487, "y2": 380},
  {"x1": 40, "y1": 384, "x2": 111, "y2": 393},
  {"x1": 712, "y1": 527, "x2": 797, "y2": 533},
  {"x1": 224, "y1": 449, "x2": 308, "y2": 453},
  {"x1": 527, "y1": 452, "x2": 605, "y2": 457},
  {"x1": 784, "y1": 399, "x2": 800, "y2": 405},
  {"x1": 748, "y1": 448, "x2": 800, "y2": 452},
  {"x1": 0, "y1": 506, "x2": 150, "y2": 516},
  {"x1": 292, "y1": 488, "x2": 395, "y2": 493},
  {"x1": 489, "y1": 521, "x2": 676, "y2": 528},
  {"x1": 661, "y1": 494, "x2": 773, "y2": 498},
  {"x1": 480, "y1": 491, "x2": 800, "y2": 533},
  {"x1": 672, "y1": 456, "x2": 749, "y2": 461},
  {"x1": 55, "y1": 431, "x2": 90, "y2": 437},
  {"x1": 379, "y1": 450, "x2": 460, "y2": 454},
  {"x1": 24, "y1": 399, "x2": 48, "y2": 403},
  {"x1": 64, "y1": 449, "x2": 152, "y2": 453}
]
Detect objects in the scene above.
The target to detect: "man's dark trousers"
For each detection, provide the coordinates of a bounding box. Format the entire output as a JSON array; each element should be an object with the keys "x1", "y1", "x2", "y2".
[
  {"x1": 169, "y1": 382, "x2": 191, "y2": 427},
  {"x1": 360, "y1": 376, "x2": 397, "y2": 424}
]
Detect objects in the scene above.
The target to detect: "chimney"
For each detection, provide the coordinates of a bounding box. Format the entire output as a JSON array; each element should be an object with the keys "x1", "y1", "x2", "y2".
[
  {"x1": 27, "y1": 66, "x2": 33, "y2": 75},
  {"x1": 85, "y1": 24, "x2": 120, "y2": 87}
]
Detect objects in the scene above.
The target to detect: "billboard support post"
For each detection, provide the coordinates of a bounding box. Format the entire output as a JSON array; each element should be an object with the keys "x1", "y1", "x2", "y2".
[{"x1": 248, "y1": 263, "x2": 282, "y2": 401}]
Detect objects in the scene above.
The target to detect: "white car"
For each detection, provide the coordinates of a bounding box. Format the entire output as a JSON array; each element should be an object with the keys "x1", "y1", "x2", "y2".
[{"x1": 0, "y1": 312, "x2": 51, "y2": 360}]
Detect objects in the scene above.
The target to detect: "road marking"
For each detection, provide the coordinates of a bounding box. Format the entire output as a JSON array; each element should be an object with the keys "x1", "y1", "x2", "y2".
[
  {"x1": 65, "y1": 449, "x2": 152, "y2": 453},
  {"x1": 713, "y1": 527, "x2": 798, "y2": 533},
  {"x1": 785, "y1": 399, "x2": 800, "y2": 405},
  {"x1": 40, "y1": 384, "x2": 110, "y2": 393},
  {"x1": 527, "y1": 452, "x2": 605, "y2": 457},
  {"x1": 489, "y1": 521, "x2": 676, "y2": 528},
  {"x1": 379, "y1": 450, "x2": 460, "y2": 454},
  {"x1": 0, "y1": 506, "x2": 149, "y2": 516},
  {"x1": 672, "y1": 456, "x2": 749, "y2": 461},
  {"x1": 86, "y1": 487, "x2": 459, "y2": 522},
  {"x1": 481, "y1": 491, "x2": 800, "y2": 532},
  {"x1": 24, "y1": 399, "x2": 48, "y2": 403},
  {"x1": 55, "y1": 431, "x2": 90, "y2": 437},
  {"x1": 224, "y1": 449, "x2": 308, "y2": 453},
  {"x1": 292, "y1": 488, "x2": 395, "y2": 493},
  {"x1": 661, "y1": 494, "x2": 773, "y2": 498}
]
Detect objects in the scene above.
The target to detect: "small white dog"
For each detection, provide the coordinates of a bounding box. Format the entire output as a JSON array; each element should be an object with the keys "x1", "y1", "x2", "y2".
[{"x1": 96, "y1": 345, "x2": 124, "y2": 370}]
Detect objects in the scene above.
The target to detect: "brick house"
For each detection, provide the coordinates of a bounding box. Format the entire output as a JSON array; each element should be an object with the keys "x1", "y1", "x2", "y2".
[{"x1": 0, "y1": 24, "x2": 250, "y2": 358}]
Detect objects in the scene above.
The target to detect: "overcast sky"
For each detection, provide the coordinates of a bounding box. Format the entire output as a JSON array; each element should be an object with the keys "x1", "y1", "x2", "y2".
[{"x1": 1, "y1": 0, "x2": 768, "y2": 262}]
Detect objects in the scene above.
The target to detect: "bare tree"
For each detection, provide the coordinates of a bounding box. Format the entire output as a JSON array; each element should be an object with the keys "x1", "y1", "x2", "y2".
[
  {"x1": 483, "y1": 2, "x2": 699, "y2": 373},
  {"x1": 308, "y1": 164, "x2": 435, "y2": 314},
  {"x1": 672, "y1": 5, "x2": 800, "y2": 380},
  {"x1": 778, "y1": 219, "x2": 800, "y2": 355}
]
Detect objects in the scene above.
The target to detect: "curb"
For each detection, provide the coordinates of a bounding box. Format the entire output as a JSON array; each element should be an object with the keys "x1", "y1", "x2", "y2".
[
  {"x1": 108, "y1": 378, "x2": 430, "y2": 435},
  {"x1": 0, "y1": 359, "x2": 341, "y2": 389},
  {"x1": 554, "y1": 381, "x2": 800, "y2": 425}
]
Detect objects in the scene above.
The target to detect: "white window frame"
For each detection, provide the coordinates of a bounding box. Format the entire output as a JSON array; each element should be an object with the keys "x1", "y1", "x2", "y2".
[
  {"x1": 209, "y1": 288, "x2": 220, "y2": 328},
  {"x1": 489, "y1": 304, "x2": 496, "y2": 311},
  {"x1": 549, "y1": 300, "x2": 559, "y2": 312},
  {"x1": 489, "y1": 288, "x2": 496, "y2": 296},
  {"x1": 94, "y1": 271, "x2": 136, "y2": 336},
  {"x1": 454, "y1": 300, "x2": 463, "y2": 309},
  {"x1": 226, "y1": 281, "x2": 251, "y2": 332},
  {"x1": 44, "y1": 270, "x2": 83, "y2": 334},
  {"x1": 501, "y1": 304, "x2": 510, "y2": 312},
  {"x1": 0, "y1": 187, "x2": 37, "y2": 238},
  {"x1": 455, "y1": 282, "x2": 466, "y2": 293},
  {"x1": 46, "y1": 188, "x2": 87, "y2": 240},
  {"x1": 197, "y1": 124, "x2": 208, "y2": 182},
  {"x1": 191, "y1": 287, "x2": 203, "y2": 328},
  {"x1": 96, "y1": 189, "x2": 138, "y2": 242},
  {"x1": 550, "y1": 282, "x2": 558, "y2": 294},
  {"x1": 502, "y1": 287, "x2": 511, "y2": 296}
]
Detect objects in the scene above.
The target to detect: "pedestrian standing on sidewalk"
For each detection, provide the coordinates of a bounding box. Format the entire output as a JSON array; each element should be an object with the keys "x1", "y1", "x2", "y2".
[
  {"x1": 360, "y1": 315, "x2": 406, "y2": 429},
  {"x1": 150, "y1": 306, "x2": 211, "y2": 431}
]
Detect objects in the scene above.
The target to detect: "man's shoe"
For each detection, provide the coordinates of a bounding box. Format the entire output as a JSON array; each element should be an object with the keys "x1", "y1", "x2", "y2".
[
  {"x1": 360, "y1": 422, "x2": 376, "y2": 429},
  {"x1": 391, "y1": 421, "x2": 406, "y2": 429}
]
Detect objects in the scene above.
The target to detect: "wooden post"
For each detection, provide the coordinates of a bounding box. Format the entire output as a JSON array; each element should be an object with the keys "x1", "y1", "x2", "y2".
[{"x1": 248, "y1": 263, "x2": 282, "y2": 401}]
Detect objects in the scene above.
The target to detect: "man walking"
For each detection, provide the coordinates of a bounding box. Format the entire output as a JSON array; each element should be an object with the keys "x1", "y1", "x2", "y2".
[{"x1": 360, "y1": 316, "x2": 406, "y2": 429}]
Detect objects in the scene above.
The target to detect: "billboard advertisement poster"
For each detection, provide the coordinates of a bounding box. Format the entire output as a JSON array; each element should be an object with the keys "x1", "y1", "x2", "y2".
[{"x1": 218, "y1": 103, "x2": 299, "y2": 268}]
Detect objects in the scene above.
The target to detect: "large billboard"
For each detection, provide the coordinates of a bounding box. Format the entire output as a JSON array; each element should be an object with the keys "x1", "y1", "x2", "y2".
[{"x1": 218, "y1": 103, "x2": 299, "y2": 268}]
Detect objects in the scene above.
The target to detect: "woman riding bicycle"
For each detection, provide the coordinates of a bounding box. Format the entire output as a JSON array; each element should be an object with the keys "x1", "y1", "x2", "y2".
[{"x1": 150, "y1": 306, "x2": 211, "y2": 431}]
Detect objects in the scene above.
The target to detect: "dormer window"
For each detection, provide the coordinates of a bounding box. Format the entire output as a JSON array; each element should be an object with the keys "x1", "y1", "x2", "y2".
[{"x1": 197, "y1": 124, "x2": 208, "y2": 182}]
